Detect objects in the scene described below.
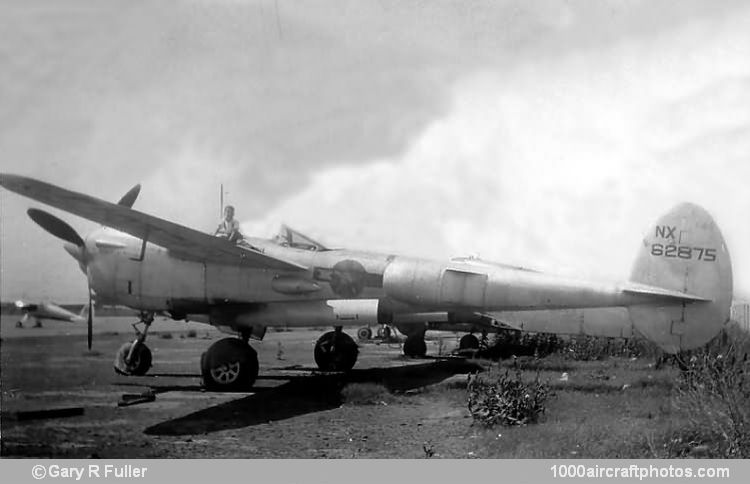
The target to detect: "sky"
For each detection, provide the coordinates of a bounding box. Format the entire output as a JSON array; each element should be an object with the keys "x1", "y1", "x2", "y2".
[{"x1": 1, "y1": 0, "x2": 749, "y2": 302}]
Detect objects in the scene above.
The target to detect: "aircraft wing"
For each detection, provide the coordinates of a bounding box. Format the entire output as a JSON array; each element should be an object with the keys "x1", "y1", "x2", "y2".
[{"x1": 0, "y1": 174, "x2": 306, "y2": 271}]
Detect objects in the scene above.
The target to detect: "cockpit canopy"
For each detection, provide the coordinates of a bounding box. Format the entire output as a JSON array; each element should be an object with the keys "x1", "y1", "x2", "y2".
[{"x1": 272, "y1": 225, "x2": 329, "y2": 251}]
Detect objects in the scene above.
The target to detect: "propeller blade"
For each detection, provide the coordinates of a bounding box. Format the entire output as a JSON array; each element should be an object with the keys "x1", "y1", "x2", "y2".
[
  {"x1": 87, "y1": 287, "x2": 93, "y2": 350},
  {"x1": 27, "y1": 208, "x2": 84, "y2": 247},
  {"x1": 117, "y1": 184, "x2": 141, "y2": 208}
]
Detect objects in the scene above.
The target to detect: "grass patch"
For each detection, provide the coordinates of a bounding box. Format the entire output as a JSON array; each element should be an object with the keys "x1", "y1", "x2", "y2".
[
  {"x1": 654, "y1": 325, "x2": 750, "y2": 458},
  {"x1": 464, "y1": 326, "x2": 750, "y2": 458},
  {"x1": 341, "y1": 383, "x2": 394, "y2": 405},
  {"x1": 455, "y1": 354, "x2": 684, "y2": 457}
]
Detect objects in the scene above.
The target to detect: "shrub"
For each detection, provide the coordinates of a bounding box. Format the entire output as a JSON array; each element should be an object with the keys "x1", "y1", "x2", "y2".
[
  {"x1": 467, "y1": 369, "x2": 550, "y2": 426},
  {"x1": 479, "y1": 330, "x2": 560, "y2": 360},
  {"x1": 557, "y1": 335, "x2": 658, "y2": 361},
  {"x1": 670, "y1": 330, "x2": 750, "y2": 458},
  {"x1": 478, "y1": 330, "x2": 660, "y2": 362}
]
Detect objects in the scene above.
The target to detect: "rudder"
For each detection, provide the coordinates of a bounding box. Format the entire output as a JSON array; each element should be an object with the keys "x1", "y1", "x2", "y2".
[{"x1": 629, "y1": 203, "x2": 732, "y2": 353}]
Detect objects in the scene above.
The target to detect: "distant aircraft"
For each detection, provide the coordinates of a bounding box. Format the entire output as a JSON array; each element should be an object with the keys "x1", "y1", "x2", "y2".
[
  {"x1": 0, "y1": 174, "x2": 733, "y2": 391},
  {"x1": 13, "y1": 300, "x2": 86, "y2": 327}
]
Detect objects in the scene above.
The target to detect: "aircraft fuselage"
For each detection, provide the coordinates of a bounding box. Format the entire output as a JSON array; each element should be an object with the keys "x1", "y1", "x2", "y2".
[{"x1": 81, "y1": 227, "x2": 693, "y2": 335}]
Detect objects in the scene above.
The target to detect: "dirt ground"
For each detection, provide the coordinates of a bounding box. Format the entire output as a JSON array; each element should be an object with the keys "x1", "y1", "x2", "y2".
[{"x1": 0, "y1": 316, "x2": 678, "y2": 458}]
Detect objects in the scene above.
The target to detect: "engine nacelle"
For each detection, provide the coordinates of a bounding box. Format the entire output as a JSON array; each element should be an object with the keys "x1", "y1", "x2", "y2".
[
  {"x1": 382, "y1": 258, "x2": 445, "y2": 306},
  {"x1": 383, "y1": 258, "x2": 488, "y2": 308}
]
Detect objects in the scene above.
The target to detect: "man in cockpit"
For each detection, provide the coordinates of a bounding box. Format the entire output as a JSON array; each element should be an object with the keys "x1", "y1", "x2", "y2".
[{"x1": 215, "y1": 205, "x2": 242, "y2": 243}]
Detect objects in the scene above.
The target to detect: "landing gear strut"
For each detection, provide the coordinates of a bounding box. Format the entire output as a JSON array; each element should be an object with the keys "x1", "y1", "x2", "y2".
[
  {"x1": 114, "y1": 312, "x2": 154, "y2": 376},
  {"x1": 314, "y1": 327, "x2": 358, "y2": 371},
  {"x1": 201, "y1": 337, "x2": 259, "y2": 391}
]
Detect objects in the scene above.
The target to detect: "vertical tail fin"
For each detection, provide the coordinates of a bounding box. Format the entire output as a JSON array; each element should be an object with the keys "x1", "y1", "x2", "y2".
[{"x1": 629, "y1": 203, "x2": 732, "y2": 353}]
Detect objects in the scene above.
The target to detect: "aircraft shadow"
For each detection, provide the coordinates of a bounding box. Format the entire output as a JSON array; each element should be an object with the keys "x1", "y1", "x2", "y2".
[{"x1": 144, "y1": 359, "x2": 482, "y2": 436}]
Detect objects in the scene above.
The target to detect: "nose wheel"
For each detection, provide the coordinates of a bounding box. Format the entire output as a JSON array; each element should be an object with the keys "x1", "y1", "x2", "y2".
[
  {"x1": 114, "y1": 341, "x2": 153, "y2": 376},
  {"x1": 113, "y1": 312, "x2": 154, "y2": 376}
]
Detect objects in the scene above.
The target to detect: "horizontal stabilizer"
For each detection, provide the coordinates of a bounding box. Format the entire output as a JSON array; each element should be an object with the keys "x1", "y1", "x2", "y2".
[{"x1": 622, "y1": 283, "x2": 711, "y2": 303}]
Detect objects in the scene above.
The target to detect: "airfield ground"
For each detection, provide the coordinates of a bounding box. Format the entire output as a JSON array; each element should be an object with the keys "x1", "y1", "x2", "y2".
[{"x1": 1, "y1": 316, "x2": 684, "y2": 458}]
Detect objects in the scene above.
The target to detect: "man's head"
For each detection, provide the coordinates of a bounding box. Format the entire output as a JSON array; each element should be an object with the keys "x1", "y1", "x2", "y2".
[{"x1": 223, "y1": 205, "x2": 235, "y2": 221}]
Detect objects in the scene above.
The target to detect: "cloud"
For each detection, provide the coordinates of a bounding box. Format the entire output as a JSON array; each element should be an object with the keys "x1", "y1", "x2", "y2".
[
  {"x1": 244, "y1": 9, "x2": 750, "y2": 293},
  {"x1": 3, "y1": 1, "x2": 749, "y2": 301}
]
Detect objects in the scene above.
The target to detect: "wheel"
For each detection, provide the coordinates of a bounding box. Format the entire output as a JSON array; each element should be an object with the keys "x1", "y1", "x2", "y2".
[
  {"x1": 403, "y1": 335, "x2": 427, "y2": 358},
  {"x1": 459, "y1": 334, "x2": 480, "y2": 351},
  {"x1": 201, "y1": 338, "x2": 259, "y2": 391},
  {"x1": 114, "y1": 341, "x2": 153, "y2": 376},
  {"x1": 314, "y1": 331, "x2": 358, "y2": 371},
  {"x1": 357, "y1": 326, "x2": 372, "y2": 341},
  {"x1": 376, "y1": 325, "x2": 393, "y2": 339}
]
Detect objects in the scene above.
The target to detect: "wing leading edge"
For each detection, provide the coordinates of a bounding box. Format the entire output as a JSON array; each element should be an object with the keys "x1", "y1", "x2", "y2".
[{"x1": 0, "y1": 174, "x2": 306, "y2": 271}]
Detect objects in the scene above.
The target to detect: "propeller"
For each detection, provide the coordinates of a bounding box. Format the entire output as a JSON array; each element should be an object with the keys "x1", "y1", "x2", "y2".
[
  {"x1": 87, "y1": 275, "x2": 94, "y2": 350},
  {"x1": 26, "y1": 208, "x2": 93, "y2": 348},
  {"x1": 27, "y1": 208, "x2": 84, "y2": 247},
  {"x1": 117, "y1": 184, "x2": 141, "y2": 208},
  {"x1": 25, "y1": 183, "x2": 140, "y2": 350}
]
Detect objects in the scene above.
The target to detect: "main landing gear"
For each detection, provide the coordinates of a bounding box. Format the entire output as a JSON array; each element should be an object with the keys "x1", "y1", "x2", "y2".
[
  {"x1": 201, "y1": 335, "x2": 259, "y2": 392},
  {"x1": 357, "y1": 324, "x2": 393, "y2": 341},
  {"x1": 314, "y1": 327, "x2": 359, "y2": 371},
  {"x1": 403, "y1": 330, "x2": 427, "y2": 358},
  {"x1": 377, "y1": 325, "x2": 392, "y2": 339},
  {"x1": 401, "y1": 332, "x2": 482, "y2": 358},
  {"x1": 114, "y1": 312, "x2": 154, "y2": 376},
  {"x1": 113, "y1": 316, "x2": 360, "y2": 391},
  {"x1": 459, "y1": 334, "x2": 480, "y2": 351},
  {"x1": 357, "y1": 326, "x2": 372, "y2": 341}
]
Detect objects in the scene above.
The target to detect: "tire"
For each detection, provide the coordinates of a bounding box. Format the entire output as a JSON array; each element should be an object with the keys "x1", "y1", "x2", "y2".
[
  {"x1": 201, "y1": 338, "x2": 258, "y2": 391},
  {"x1": 114, "y1": 341, "x2": 153, "y2": 376},
  {"x1": 403, "y1": 335, "x2": 427, "y2": 358},
  {"x1": 376, "y1": 325, "x2": 392, "y2": 339},
  {"x1": 459, "y1": 334, "x2": 480, "y2": 351},
  {"x1": 314, "y1": 331, "x2": 358, "y2": 371},
  {"x1": 357, "y1": 326, "x2": 372, "y2": 341}
]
